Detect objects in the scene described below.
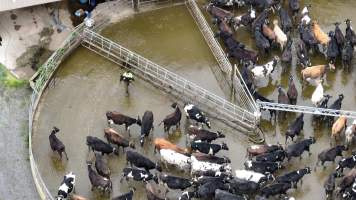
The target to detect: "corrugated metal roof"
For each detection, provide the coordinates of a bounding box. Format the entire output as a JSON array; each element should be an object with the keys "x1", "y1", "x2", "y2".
[{"x1": 0, "y1": 0, "x2": 61, "y2": 12}]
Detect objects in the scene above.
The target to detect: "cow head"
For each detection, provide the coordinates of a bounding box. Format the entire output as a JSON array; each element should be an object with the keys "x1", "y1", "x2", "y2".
[
  {"x1": 345, "y1": 19, "x2": 352, "y2": 27},
  {"x1": 113, "y1": 148, "x2": 120, "y2": 156},
  {"x1": 129, "y1": 141, "x2": 136, "y2": 149},
  {"x1": 266, "y1": 173, "x2": 275, "y2": 181},
  {"x1": 56, "y1": 195, "x2": 65, "y2": 200},
  {"x1": 155, "y1": 162, "x2": 162, "y2": 172},
  {"x1": 171, "y1": 102, "x2": 178, "y2": 109},
  {"x1": 221, "y1": 142, "x2": 229, "y2": 150},
  {"x1": 304, "y1": 167, "x2": 312, "y2": 174},
  {"x1": 309, "y1": 136, "x2": 316, "y2": 144},
  {"x1": 136, "y1": 115, "x2": 142, "y2": 126},
  {"x1": 53, "y1": 126, "x2": 60, "y2": 133}
]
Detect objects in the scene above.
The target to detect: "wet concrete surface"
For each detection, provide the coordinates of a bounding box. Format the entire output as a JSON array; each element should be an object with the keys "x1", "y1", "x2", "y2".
[{"x1": 32, "y1": 2, "x2": 356, "y2": 200}]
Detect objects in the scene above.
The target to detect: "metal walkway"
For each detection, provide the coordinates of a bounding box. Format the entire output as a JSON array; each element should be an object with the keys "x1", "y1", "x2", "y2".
[
  {"x1": 185, "y1": 0, "x2": 258, "y2": 114},
  {"x1": 257, "y1": 101, "x2": 356, "y2": 119},
  {"x1": 81, "y1": 28, "x2": 261, "y2": 135}
]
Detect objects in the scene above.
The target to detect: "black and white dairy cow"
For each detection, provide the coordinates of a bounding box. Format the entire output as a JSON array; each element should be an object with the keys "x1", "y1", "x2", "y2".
[
  {"x1": 184, "y1": 104, "x2": 211, "y2": 128},
  {"x1": 121, "y1": 167, "x2": 158, "y2": 183},
  {"x1": 275, "y1": 167, "x2": 311, "y2": 188},
  {"x1": 56, "y1": 172, "x2": 76, "y2": 200},
  {"x1": 336, "y1": 154, "x2": 356, "y2": 174},
  {"x1": 235, "y1": 169, "x2": 274, "y2": 184},
  {"x1": 187, "y1": 125, "x2": 225, "y2": 143},
  {"x1": 159, "y1": 174, "x2": 193, "y2": 190},
  {"x1": 244, "y1": 160, "x2": 283, "y2": 174},
  {"x1": 191, "y1": 140, "x2": 228, "y2": 155},
  {"x1": 159, "y1": 149, "x2": 191, "y2": 171},
  {"x1": 190, "y1": 155, "x2": 232, "y2": 175}
]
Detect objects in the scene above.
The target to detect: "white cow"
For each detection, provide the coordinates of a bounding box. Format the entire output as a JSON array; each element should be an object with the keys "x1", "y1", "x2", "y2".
[
  {"x1": 190, "y1": 156, "x2": 231, "y2": 175},
  {"x1": 345, "y1": 120, "x2": 356, "y2": 147},
  {"x1": 160, "y1": 149, "x2": 191, "y2": 171},
  {"x1": 311, "y1": 80, "x2": 324, "y2": 106},
  {"x1": 235, "y1": 169, "x2": 273, "y2": 184},
  {"x1": 273, "y1": 20, "x2": 288, "y2": 50}
]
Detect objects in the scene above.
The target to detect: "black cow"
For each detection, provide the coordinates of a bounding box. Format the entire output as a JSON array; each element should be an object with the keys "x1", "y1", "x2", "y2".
[
  {"x1": 313, "y1": 94, "x2": 332, "y2": 121},
  {"x1": 191, "y1": 140, "x2": 228, "y2": 155},
  {"x1": 229, "y1": 46, "x2": 259, "y2": 65},
  {"x1": 159, "y1": 102, "x2": 182, "y2": 133},
  {"x1": 184, "y1": 104, "x2": 211, "y2": 128},
  {"x1": 95, "y1": 153, "x2": 110, "y2": 178},
  {"x1": 299, "y1": 24, "x2": 318, "y2": 52},
  {"x1": 288, "y1": 0, "x2": 300, "y2": 20},
  {"x1": 196, "y1": 179, "x2": 231, "y2": 199},
  {"x1": 246, "y1": 143, "x2": 283, "y2": 157},
  {"x1": 193, "y1": 152, "x2": 231, "y2": 164},
  {"x1": 86, "y1": 136, "x2": 119, "y2": 155},
  {"x1": 342, "y1": 40, "x2": 354, "y2": 71},
  {"x1": 160, "y1": 174, "x2": 192, "y2": 190},
  {"x1": 206, "y1": 4, "x2": 233, "y2": 22},
  {"x1": 327, "y1": 31, "x2": 340, "y2": 67},
  {"x1": 324, "y1": 172, "x2": 337, "y2": 199},
  {"x1": 286, "y1": 137, "x2": 316, "y2": 161},
  {"x1": 326, "y1": 94, "x2": 344, "y2": 126},
  {"x1": 112, "y1": 188, "x2": 136, "y2": 200},
  {"x1": 252, "y1": 90, "x2": 276, "y2": 121},
  {"x1": 126, "y1": 150, "x2": 162, "y2": 172},
  {"x1": 87, "y1": 162, "x2": 112, "y2": 193},
  {"x1": 255, "y1": 150, "x2": 286, "y2": 162},
  {"x1": 193, "y1": 175, "x2": 230, "y2": 186},
  {"x1": 49, "y1": 127, "x2": 68, "y2": 160},
  {"x1": 345, "y1": 19, "x2": 356, "y2": 45},
  {"x1": 334, "y1": 22, "x2": 345, "y2": 52},
  {"x1": 228, "y1": 178, "x2": 260, "y2": 195},
  {"x1": 187, "y1": 125, "x2": 225, "y2": 143},
  {"x1": 276, "y1": 167, "x2": 311, "y2": 188},
  {"x1": 336, "y1": 155, "x2": 356, "y2": 174},
  {"x1": 316, "y1": 145, "x2": 347, "y2": 168},
  {"x1": 106, "y1": 111, "x2": 141, "y2": 133},
  {"x1": 260, "y1": 182, "x2": 292, "y2": 198},
  {"x1": 218, "y1": 31, "x2": 245, "y2": 51},
  {"x1": 285, "y1": 113, "x2": 304, "y2": 143},
  {"x1": 281, "y1": 38, "x2": 293, "y2": 64},
  {"x1": 255, "y1": 28, "x2": 271, "y2": 55},
  {"x1": 121, "y1": 167, "x2": 158, "y2": 183},
  {"x1": 140, "y1": 111, "x2": 154, "y2": 146},
  {"x1": 215, "y1": 189, "x2": 246, "y2": 200},
  {"x1": 296, "y1": 39, "x2": 311, "y2": 68},
  {"x1": 278, "y1": 5, "x2": 292, "y2": 33},
  {"x1": 278, "y1": 86, "x2": 289, "y2": 117},
  {"x1": 244, "y1": 160, "x2": 282, "y2": 174},
  {"x1": 287, "y1": 75, "x2": 298, "y2": 105}
]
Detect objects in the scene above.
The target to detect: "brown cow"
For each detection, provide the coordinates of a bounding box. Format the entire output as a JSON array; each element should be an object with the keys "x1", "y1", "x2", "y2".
[
  {"x1": 153, "y1": 138, "x2": 189, "y2": 155},
  {"x1": 331, "y1": 116, "x2": 347, "y2": 144},
  {"x1": 104, "y1": 128, "x2": 135, "y2": 152},
  {"x1": 311, "y1": 20, "x2": 330, "y2": 45}
]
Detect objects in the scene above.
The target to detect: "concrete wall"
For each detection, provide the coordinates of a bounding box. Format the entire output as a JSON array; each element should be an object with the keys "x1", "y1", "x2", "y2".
[{"x1": 0, "y1": 0, "x2": 61, "y2": 12}]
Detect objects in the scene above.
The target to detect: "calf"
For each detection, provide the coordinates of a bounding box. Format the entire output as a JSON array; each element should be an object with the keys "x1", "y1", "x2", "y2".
[
  {"x1": 86, "y1": 136, "x2": 119, "y2": 155},
  {"x1": 154, "y1": 138, "x2": 188, "y2": 155},
  {"x1": 140, "y1": 110, "x2": 154, "y2": 146},
  {"x1": 336, "y1": 155, "x2": 356, "y2": 174},
  {"x1": 246, "y1": 144, "x2": 283, "y2": 157},
  {"x1": 126, "y1": 150, "x2": 162, "y2": 172},
  {"x1": 311, "y1": 80, "x2": 324, "y2": 106},
  {"x1": 56, "y1": 172, "x2": 75, "y2": 200},
  {"x1": 275, "y1": 167, "x2": 311, "y2": 188},
  {"x1": 316, "y1": 145, "x2": 347, "y2": 168},
  {"x1": 106, "y1": 111, "x2": 141, "y2": 132},
  {"x1": 184, "y1": 104, "x2": 211, "y2": 128},
  {"x1": 49, "y1": 127, "x2": 68, "y2": 160},
  {"x1": 228, "y1": 178, "x2": 260, "y2": 195},
  {"x1": 260, "y1": 182, "x2": 292, "y2": 198},
  {"x1": 159, "y1": 102, "x2": 182, "y2": 133},
  {"x1": 121, "y1": 167, "x2": 158, "y2": 183},
  {"x1": 193, "y1": 152, "x2": 231, "y2": 164},
  {"x1": 324, "y1": 172, "x2": 337, "y2": 198},
  {"x1": 285, "y1": 113, "x2": 304, "y2": 143},
  {"x1": 160, "y1": 149, "x2": 191, "y2": 171},
  {"x1": 326, "y1": 94, "x2": 344, "y2": 126},
  {"x1": 190, "y1": 156, "x2": 231, "y2": 175},
  {"x1": 104, "y1": 128, "x2": 135, "y2": 152},
  {"x1": 187, "y1": 125, "x2": 225, "y2": 143},
  {"x1": 87, "y1": 162, "x2": 112, "y2": 193},
  {"x1": 345, "y1": 19, "x2": 356, "y2": 45},
  {"x1": 244, "y1": 160, "x2": 282, "y2": 174},
  {"x1": 342, "y1": 39, "x2": 354, "y2": 71},
  {"x1": 301, "y1": 64, "x2": 333, "y2": 82},
  {"x1": 191, "y1": 140, "x2": 228, "y2": 155},
  {"x1": 287, "y1": 75, "x2": 298, "y2": 105},
  {"x1": 273, "y1": 19, "x2": 288, "y2": 50},
  {"x1": 112, "y1": 188, "x2": 135, "y2": 200},
  {"x1": 255, "y1": 150, "x2": 286, "y2": 162},
  {"x1": 159, "y1": 174, "x2": 193, "y2": 190},
  {"x1": 286, "y1": 137, "x2": 316, "y2": 161},
  {"x1": 95, "y1": 153, "x2": 110, "y2": 179},
  {"x1": 235, "y1": 169, "x2": 274, "y2": 184},
  {"x1": 215, "y1": 189, "x2": 246, "y2": 200}
]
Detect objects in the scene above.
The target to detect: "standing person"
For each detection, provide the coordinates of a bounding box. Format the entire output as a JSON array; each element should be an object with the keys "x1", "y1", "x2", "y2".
[{"x1": 120, "y1": 71, "x2": 135, "y2": 95}]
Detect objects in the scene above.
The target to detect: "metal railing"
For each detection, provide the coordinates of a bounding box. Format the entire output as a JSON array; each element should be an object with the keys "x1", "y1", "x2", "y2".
[
  {"x1": 257, "y1": 101, "x2": 356, "y2": 119},
  {"x1": 81, "y1": 28, "x2": 259, "y2": 131},
  {"x1": 185, "y1": 0, "x2": 258, "y2": 114}
]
